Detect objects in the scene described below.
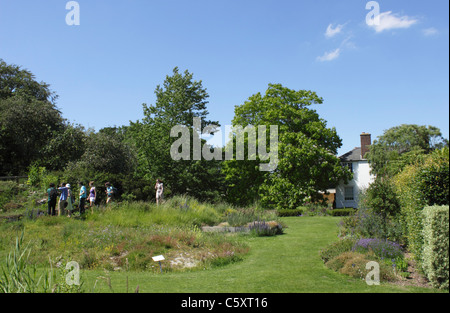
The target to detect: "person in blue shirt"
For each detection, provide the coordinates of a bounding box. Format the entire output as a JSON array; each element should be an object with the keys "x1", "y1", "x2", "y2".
[
  {"x1": 58, "y1": 183, "x2": 68, "y2": 216},
  {"x1": 79, "y1": 181, "x2": 87, "y2": 215},
  {"x1": 105, "y1": 182, "x2": 114, "y2": 204}
]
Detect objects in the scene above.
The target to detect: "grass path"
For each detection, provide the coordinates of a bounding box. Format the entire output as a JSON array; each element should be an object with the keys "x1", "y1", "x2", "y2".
[{"x1": 83, "y1": 217, "x2": 438, "y2": 293}]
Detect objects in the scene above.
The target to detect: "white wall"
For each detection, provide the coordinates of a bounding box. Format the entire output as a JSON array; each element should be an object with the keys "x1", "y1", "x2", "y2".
[{"x1": 336, "y1": 160, "x2": 375, "y2": 208}]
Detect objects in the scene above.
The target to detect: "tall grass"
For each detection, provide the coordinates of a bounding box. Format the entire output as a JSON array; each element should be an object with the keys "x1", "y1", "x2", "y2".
[{"x1": 87, "y1": 195, "x2": 225, "y2": 228}]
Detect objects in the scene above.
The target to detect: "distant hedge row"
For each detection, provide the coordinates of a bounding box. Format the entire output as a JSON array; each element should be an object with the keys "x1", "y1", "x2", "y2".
[{"x1": 276, "y1": 208, "x2": 356, "y2": 217}]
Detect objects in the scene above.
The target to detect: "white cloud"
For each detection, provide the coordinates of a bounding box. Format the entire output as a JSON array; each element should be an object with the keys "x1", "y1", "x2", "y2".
[
  {"x1": 370, "y1": 11, "x2": 418, "y2": 33},
  {"x1": 317, "y1": 48, "x2": 341, "y2": 62},
  {"x1": 422, "y1": 27, "x2": 438, "y2": 36},
  {"x1": 325, "y1": 23, "x2": 345, "y2": 38}
]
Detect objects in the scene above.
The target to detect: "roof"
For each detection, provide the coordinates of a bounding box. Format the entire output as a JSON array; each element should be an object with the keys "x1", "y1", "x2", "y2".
[{"x1": 339, "y1": 147, "x2": 363, "y2": 162}]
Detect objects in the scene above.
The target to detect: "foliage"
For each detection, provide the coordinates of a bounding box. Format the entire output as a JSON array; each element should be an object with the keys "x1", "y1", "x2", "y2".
[
  {"x1": 321, "y1": 238, "x2": 406, "y2": 283},
  {"x1": 319, "y1": 238, "x2": 357, "y2": 263},
  {"x1": 129, "y1": 67, "x2": 224, "y2": 202},
  {"x1": 248, "y1": 220, "x2": 283, "y2": 236},
  {"x1": 422, "y1": 205, "x2": 449, "y2": 289},
  {"x1": 327, "y1": 208, "x2": 355, "y2": 216},
  {"x1": 26, "y1": 164, "x2": 47, "y2": 187},
  {"x1": 0, "y1": 59, "x2": 64, "y2": 176},
  {"x1": 415, "y1": 148, "x2": 449, "y2": 206},
  {"x1": 339, "y1": 208, "x2": 403, "y2": 243},
  {"x1": 277, "y1": 208, "x2": 304, "y2": 217},
  {"x1": 68, "y1": 127, "x2": 137, "y2": 176},
  {"x1": 351, "y1": 238, "x2": 403, "y2": 260},
  {"x1": 366, "y1": 124, "x2": 448, "y2": 177},
  {"x1": 393, "y1": 147, "x2": 449, "y2": 264},
  {"x1": 362, "y1": 177, "x2": 401, "y2": 219},
  {"x1": 325, "y1": 251, "x2": 396, "y2": 282},
  {"x1": 223, "y1": 83, "x2": 352, "y2": 209},
  {"x1": 40, "y1": 123, "x2": 88, "y2": 171}
]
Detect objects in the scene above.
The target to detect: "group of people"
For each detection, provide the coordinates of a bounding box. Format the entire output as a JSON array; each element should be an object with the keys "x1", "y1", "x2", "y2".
[
  {"x1": 45, "y1": 179, "x2": 164, "y2": 217},
  {"x1": 46, "y1": 181, "x2": 107, "y2": 217}
]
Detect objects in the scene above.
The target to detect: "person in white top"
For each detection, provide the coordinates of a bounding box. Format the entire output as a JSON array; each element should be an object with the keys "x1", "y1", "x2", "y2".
[
  {"x1": 89, "y1": 181, "x2": 96, "y2": 213},
  {"x1": 155, "y1": 179, "x2": 164, "y2": 206}
]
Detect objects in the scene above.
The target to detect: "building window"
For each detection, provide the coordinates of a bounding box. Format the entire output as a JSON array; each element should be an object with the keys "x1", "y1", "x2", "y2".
[
  {"x1": 343, "y1": 162, "x2": 353, "y2": 173},
  {"x1": 344, "y1": 187, "x2": 354, "y2": 201}
]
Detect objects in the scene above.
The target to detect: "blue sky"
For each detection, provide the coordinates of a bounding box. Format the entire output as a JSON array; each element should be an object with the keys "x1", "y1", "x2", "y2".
[{"x1": 0, "y1": 0, "x2": 448, "y2": 156}]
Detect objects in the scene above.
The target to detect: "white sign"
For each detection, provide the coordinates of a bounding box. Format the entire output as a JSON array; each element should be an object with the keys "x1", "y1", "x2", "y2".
[{"x1": 152, "y1": 255, "x2": 165, "y2": 262}]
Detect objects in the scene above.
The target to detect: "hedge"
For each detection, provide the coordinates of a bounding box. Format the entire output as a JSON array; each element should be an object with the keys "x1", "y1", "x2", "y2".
[
  {"x1": 422, "y1": 205, "x2": 449, "y2": 289},
  {"x1": 277, "y1": 208, "x2": 303, "y2": 217},
  {"x1": 328, "y1": 208, "x2": 356, "y2": 216}
]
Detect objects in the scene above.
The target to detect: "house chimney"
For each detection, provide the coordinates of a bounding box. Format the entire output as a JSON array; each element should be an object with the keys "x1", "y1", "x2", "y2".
[{"x1": 360, "y1": 132, "x2": 371, "y2": 159}]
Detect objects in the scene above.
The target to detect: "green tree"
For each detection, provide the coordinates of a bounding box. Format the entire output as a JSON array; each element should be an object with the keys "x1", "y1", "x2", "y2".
[
  {"x1": 0, "y1": 59, "x2": 64, "y2": 175},
  {"x1": 366, "y1": 124, "x2": 448, "y2": 177},
  {"x1": 130, "y1": 67, "x2": 224, "y2": 202},
  {"x1": 69, "y1": 127, "x2": 137, "y2": 176},
  {"x1": 223, "y1": 84, "x2": 352, "y2": 209},
  {"x1": 41, "y1": 123, "x2": 87, "y2": 171}
]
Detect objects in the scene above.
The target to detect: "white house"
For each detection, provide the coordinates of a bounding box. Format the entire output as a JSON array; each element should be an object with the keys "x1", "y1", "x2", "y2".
[{"x1": 335, "y1": 133, "x2": 376, "y2": 208}]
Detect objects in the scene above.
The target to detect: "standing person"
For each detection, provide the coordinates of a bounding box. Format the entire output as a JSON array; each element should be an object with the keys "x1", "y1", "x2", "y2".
[
  {"x1": 89, "y1": 181, "x2": 96, "y2": 213},
  {"x1": 105, "y1": 182, "x2": 114, "y2": 204},
  {"x1": 155, "y1": 179, "x2": 164, "y2": 206},
  {"x1": 79, "y1": 181, "x2": 87, "y2": 215},
  {"x1": 47, "y1": 183, "x2": 57, "y2": 216},
  {"x1": 66, "y1": 184, "x2": 74, "y2": 217},
  {"x1": 57, "y1": 183, "x2": 68, "y2": 216}
]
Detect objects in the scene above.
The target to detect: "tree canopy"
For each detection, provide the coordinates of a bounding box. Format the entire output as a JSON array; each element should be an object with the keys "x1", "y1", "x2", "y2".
[
  {"x1": 223, "y1": 84, "x2": 352, "y2": 209},
  {"x1": 129, "y1": 67, "x2": 224, "y2": 201},
  {"x1": 366, "y1": 124, "x2": 448, "y2": 177},
  {"x1": 0, "y1": 59, "x2": 64, "y2": 175}
]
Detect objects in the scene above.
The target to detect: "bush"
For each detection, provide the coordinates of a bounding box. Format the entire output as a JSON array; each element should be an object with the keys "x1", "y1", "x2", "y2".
[
  {"x1": 393, "y1": 147, "x2": 449, "y2": 265},
  {"x1": 352, "y1": 238, "x2": 403, "y2": 260},
  {"x1": 300, "y1": 204, "x2": 329, "y2": 216},
  {"x1": 339, "y1": 208, "x2": 404, "y2": 243},
  {"x1": 416, "y1": 149, "x2": 449, "y2": 206},
  {"x1": 328, "y1": 208, "x2": 355, "y2": 216},
  {"x1": 422, "y1": 205, "x2": 449, "y2": 289},
  {"x1": 248, "y1": 220, "x2": 283, "y2": 236},
  {"x1": 319, "y1": 238, "x2": 356, "y2": 263},
  {"x1": 325, "y1": 251, "x2": 396, "y2": 282},
  {"x1": 277, "y1": 208, "x2": 303, "y2": 217}
]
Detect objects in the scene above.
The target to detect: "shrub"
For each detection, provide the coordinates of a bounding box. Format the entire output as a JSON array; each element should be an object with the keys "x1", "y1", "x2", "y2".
[
  {"x1": 301, "y1": 204, "x2": 329, "y2": 216},
  {"x1": 422, "y1": 205, "x2": 449, "y2": 289},
  {"x1": 363, "y1": 177, "x2": 401, "y2": 219},
  {"x1": 325, "y1": 251, "x2": 396, "y2": 282},
  {"x1": 320, "y1": 238, "x2": 356, "y2": 263},
  {"x1": 277, "y1": 208, "x2": 303, "y2": 217},
  {"x1": 248, "y1": 220, "x2": 283, "y2": 236},
  {"x1": 416, "y1": 148, "x2": 449, "y2": 206},
  {"x1": 328, "y1": 208, "x2": 355, "y2": 216},
  {"x1": 393, "y1": 147, "x2": 449, "y2": 265},
  {"x1": 352, "y1": 238, "x2": 403, "y2": 261},
  {"x1": 339, "y1": 208, "x2": 403, "y2": 243}
]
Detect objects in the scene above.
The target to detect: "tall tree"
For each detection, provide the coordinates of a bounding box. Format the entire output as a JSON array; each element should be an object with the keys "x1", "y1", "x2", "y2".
[
  {"x1": 366, "y1": 124, "x2": 448, "y2": 176},
  {"x1": 130, "y1": 67, "x2": 224, "y2": 201},
  {"x1": 223, "y1": 84, "x2": 352, "y2": 209},
  {"x1": 0, "y1": 59, "x2": 64, "y2": 175}
]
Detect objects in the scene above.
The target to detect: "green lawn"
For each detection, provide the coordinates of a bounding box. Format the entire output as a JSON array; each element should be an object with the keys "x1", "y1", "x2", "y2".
[{"x1": 82, "y1": 216, "x2": 440, "y2": 293}]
